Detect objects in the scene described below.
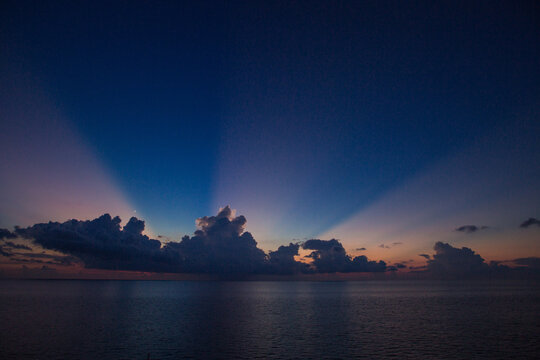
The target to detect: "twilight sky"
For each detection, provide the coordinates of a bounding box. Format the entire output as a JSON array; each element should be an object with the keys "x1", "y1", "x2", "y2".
[{"x1": 1, "y1": 1, "x2": 539, "y2": 277}]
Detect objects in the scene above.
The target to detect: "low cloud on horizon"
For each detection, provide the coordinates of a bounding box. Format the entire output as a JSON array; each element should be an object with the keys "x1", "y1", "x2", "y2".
[
  {"x1": 1, "y1": 207, "x2": 387, "y2": 276},
  {"x1": 1, "y1": 209, "x2": 539, "y2": 279}
]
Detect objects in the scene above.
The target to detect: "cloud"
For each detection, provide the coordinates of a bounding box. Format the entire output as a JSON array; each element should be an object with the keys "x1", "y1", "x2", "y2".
[
  {"x1": 520, "y1": 218, "x2": 540, "y2": 228},
  {"x1": 349, "y1": 255, "x2": 387, "y2": 272},
  {"x1": 302, "y1": 239, "x2": 387, "y2": 273},
  {"x1": 2, "y1": 241, "x2": 32, "y2": 251},
  {"x1": 0, "y1": 229, "x2": 16, "y2": 239},
  {"x1": 513, "y1": 257, "x2": 540, "y2": 269},
  {"x1": 0, "y1": 231, "x2": 32, "y2": 257},
  {"x1": 169, "y1": 206, "x2": 268, "y2": 274},
  {"x1": 378, "y1": 242, "x2": 402, "y2": 249},
  {"x1": 455, "y1": 225, "x2": 489, "y2": 233},
  {"x1": 15, "y1": 214, "x2": 170, "y2": 272},
  {"x1": 10, "y1": 208, "x2": 536, "y2": 278},
  {"x1": 422, "y1": 242, "x2": 512, "y2": 278},
  {"x1": 427, "y1": 242, "x2": 487, "y2": 276},
  {"x1": 10, "y1": 207, "x2": 387, "y2": 275},
  {"x1": 9, "y1": 252, "x2": 76, "y2": 266},
  {"x1": 410, "y1": 244, "x2": 540, "y2": 279},
  {"x1": 355, "y1": 247, "x2": 366, "y2": 251},
  {"x1": 268, "y1": 243, "x2": 308, "y2": 274},
  {"x1": 302, "y1": 239, "x2": 351, "y2": 273}
]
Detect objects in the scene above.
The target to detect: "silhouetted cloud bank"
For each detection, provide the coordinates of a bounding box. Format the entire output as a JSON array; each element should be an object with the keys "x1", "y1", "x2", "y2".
[
  {"x1": 3, "y1": 209, "x2": 540, "y2": 278},
  {"x1": 5, "y1": 207, "x2": 387, "y2": 275},
  {"x1": 420, "y1": 242, "x2": 530, "y2": 279}
]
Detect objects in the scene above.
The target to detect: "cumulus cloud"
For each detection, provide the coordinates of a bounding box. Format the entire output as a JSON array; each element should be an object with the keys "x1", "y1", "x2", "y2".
[
  {"x1": 303, "y1": 239, "x2": 350, "y2": 273},
  {"x1": 168, "y1": 206, "x2": 268, "y2": 274},
  {"x1": 15, "y1": 214, "x2": 170, "y2": 272},
  {"x1": 0, "y1": 228, "x2": 16, "y2": 239},
  {"x1": 410, "y1": 244, "x2": 540, "y2": 278},
  {"x1": 455, "y1": 225, "x2": 489, "y2": 233},
  {"x1": 520, "y1": 218, "x2": 540, "y2": 228},
  {"x1": 268, "y1": 243, "x2": 308, "y2": 274},
  {"x1": 426, "y1": 242, "x2": 488, "y2": 278},
  {"x1": 12, "y1": 208, "x2": 536, "y2": 279},
  {"x1": 302, "y1": 239, "x2": 386, "y2": 273},
  {"x1": 9, "y1": 207, "x2": 388, "y2": 275}
]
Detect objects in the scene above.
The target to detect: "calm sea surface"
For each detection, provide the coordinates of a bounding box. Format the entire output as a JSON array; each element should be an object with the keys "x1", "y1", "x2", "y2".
[{"x1": 0, "y1": 280, "x2": 539, "y2": 359}]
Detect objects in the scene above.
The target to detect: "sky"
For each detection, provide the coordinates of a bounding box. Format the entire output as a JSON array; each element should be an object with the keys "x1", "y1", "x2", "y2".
[{"x1": 0, "y1": 1, "x2": 539, "y2": 278}]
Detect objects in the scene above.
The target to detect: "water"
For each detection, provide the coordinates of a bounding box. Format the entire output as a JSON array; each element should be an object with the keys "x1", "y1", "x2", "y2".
[{"x1": 0, "y1": 280, "x2": 539, "y2": 359}]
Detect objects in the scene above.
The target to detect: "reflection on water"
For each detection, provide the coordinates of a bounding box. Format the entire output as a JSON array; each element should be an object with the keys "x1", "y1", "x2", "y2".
[{"x1": 1, "y1": 280, "x2": 539, "y2": 359}]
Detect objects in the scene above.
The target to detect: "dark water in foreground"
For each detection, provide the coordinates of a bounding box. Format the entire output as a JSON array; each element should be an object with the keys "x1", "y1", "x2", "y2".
[{"x1": 0, "y1": 280, "x2": 539, "y2": 359}]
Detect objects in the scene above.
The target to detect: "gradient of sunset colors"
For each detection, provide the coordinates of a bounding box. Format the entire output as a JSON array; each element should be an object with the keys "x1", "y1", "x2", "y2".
[{"x1": 1, "y1": 1, "x2": 539, "y2": 277}]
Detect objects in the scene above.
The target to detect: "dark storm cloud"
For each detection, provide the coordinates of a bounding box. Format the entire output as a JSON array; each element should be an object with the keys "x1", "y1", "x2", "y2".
[
  {"x1": 520, "y1": 218, "x2": 540, "y2": 228},
  {"x1": 395, "y1": 263, "x2": 406, "y2": 269},
  {"x1": 11, "y1": 208, "x2": 387, "y2": 275},
  {"x1": 455, "y1": 225, "x2": 489, "y2": 233},
  {"x1": 418, "y1": 254, "x2": 431, "y2": 259}
]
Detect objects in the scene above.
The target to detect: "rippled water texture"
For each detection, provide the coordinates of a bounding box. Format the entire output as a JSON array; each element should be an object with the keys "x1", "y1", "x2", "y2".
[{"x1": 1, "y1": 280, "x2": 539, "y2": 359}]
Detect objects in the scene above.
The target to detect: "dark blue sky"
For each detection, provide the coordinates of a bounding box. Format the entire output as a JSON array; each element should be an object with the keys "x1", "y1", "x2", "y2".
[{"x1": 1, "y1": 1, "x2": 539, "y2": 253}]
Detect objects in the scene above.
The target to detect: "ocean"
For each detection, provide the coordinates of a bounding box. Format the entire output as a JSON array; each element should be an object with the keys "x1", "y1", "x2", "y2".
[{"x1": 0, "y1": 280, "x2": 539, "y2": 359}]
